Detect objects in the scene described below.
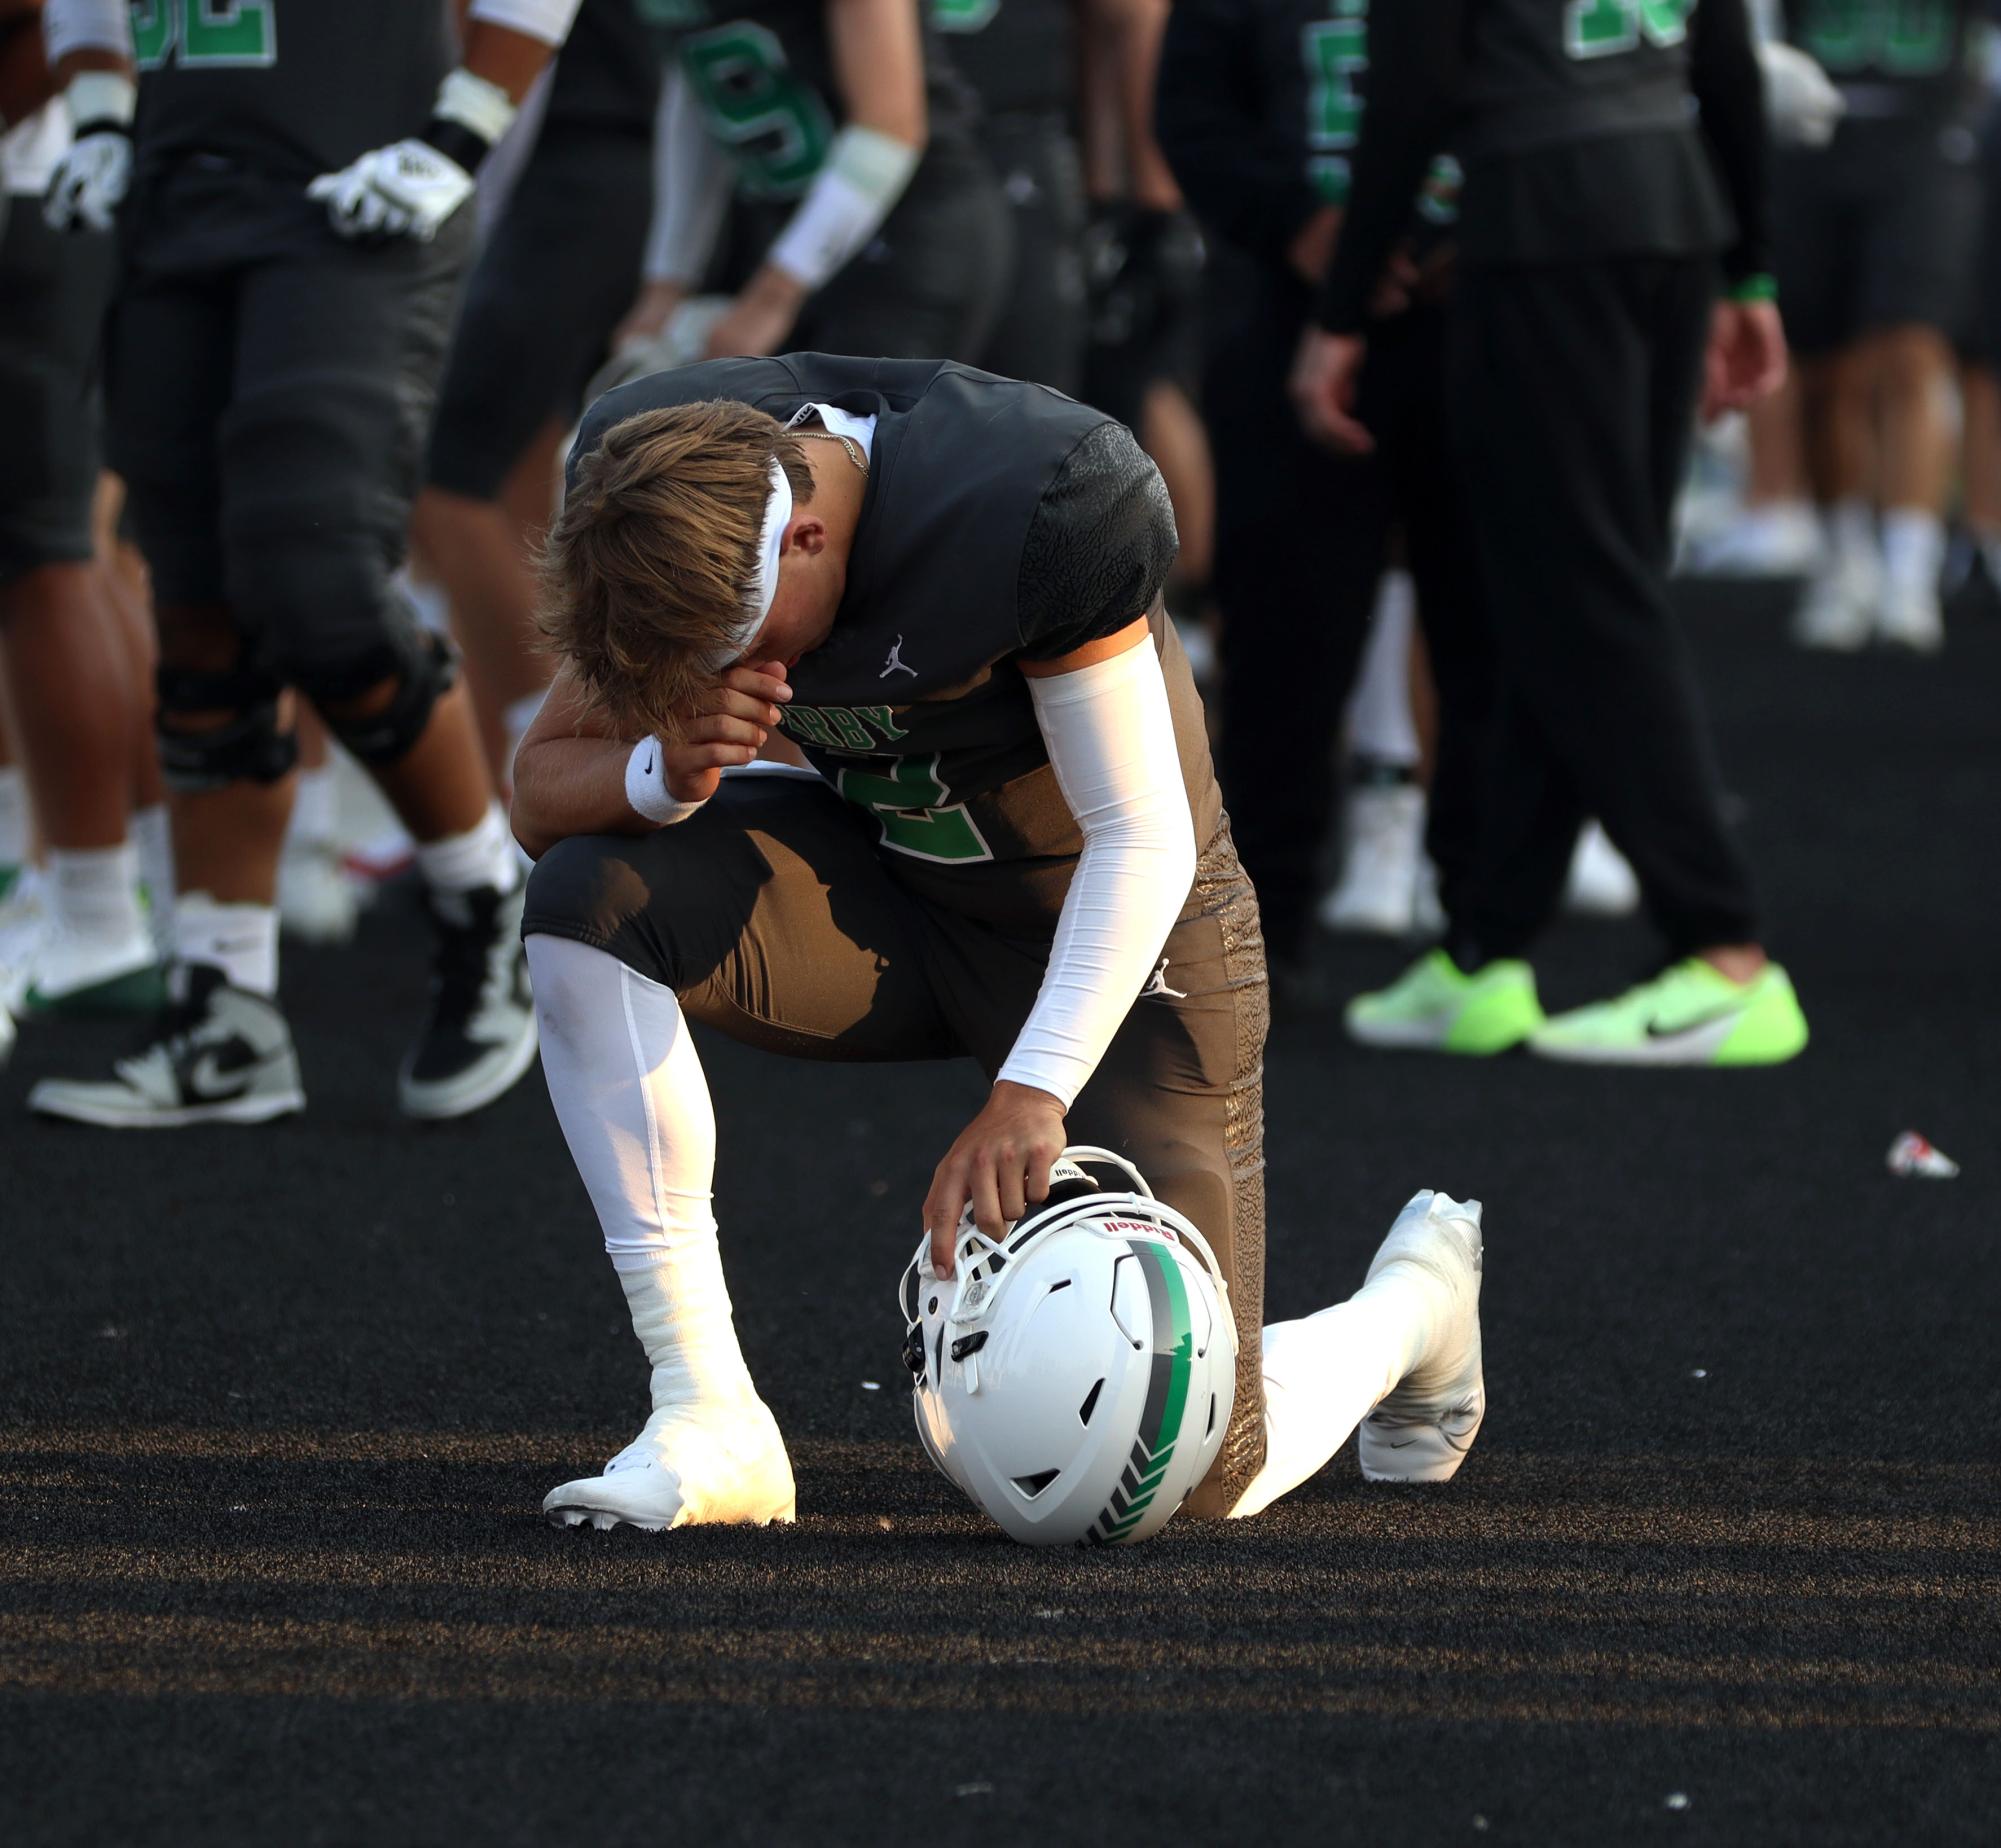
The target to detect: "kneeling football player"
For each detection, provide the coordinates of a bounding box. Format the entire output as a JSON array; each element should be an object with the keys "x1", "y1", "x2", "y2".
[{"x1": 515, "y1": 355, "x2": 1487, "y2": 1532}]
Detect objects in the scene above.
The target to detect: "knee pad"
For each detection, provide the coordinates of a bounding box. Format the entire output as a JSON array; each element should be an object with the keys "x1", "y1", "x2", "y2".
[
  {"x1": 297, "y1": 626, "x2": 459, "y2": 767},
  {"x1": 154, "y1": 662, "x2": 299, "y2": 792}
]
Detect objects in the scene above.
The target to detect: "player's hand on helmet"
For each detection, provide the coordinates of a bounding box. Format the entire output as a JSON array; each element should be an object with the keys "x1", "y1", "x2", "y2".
[
  {"x1": 44, "y1": 128, "x2": 132, "y2": 234},
  {"x1": 307, "y1": 139, "x2": 475, "y2": 243},
  {"x1": 924, "y1": 1081, "x2": 1068, "y2": 1277},
  {"x1": 657, "y1": 659, "x2": 792, "y2": 807},
  {"x1": 703, "y1": 267, "x2": 806, "y2": 360},
  {"x1": 1702, "y1": 300, "x2": 1788, "y2": 423},
  {"x1": 1290, "y1": 328, "x2": 1374, "y2": 454}
]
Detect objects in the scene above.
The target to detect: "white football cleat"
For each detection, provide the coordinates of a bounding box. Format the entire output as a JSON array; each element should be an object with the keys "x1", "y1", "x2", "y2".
[
  {"x1": 1358, "y1": 1191, "x2": 1485, "y2": 1483},
  {"x1": 1320, "y1": 782, "x2": 1426, "y2": 937},
  {"x1": 1874, "y1": 584, "x2": 1944, "y2": 654},
  {"x1": 1792, "y1": 555, "x2": 1876, "y2": 651},
  {"x1": 1564, "y1": 821, "x2": 1640, "y2": 918},
  {"x1": 543, "y1": 1395, "x2": 797, "y2": 1533}
]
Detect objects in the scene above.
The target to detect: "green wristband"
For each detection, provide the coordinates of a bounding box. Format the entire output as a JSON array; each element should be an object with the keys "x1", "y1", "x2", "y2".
[{"x1": 1728, "y1": 273, "x2": 1778, "y2": 304}]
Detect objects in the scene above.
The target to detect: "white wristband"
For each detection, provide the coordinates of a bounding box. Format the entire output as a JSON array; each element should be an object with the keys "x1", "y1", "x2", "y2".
[
  {"x1": 624, "y1": 738, "x2": 708, "y2": 827},
  {"x1": 767, "y1": 126, "x2": 921, "y2": 293},
  {"x1": 65, "y1": 70, "x2": 137, "y2": 130},
  {"x1": 434, "y1": 67, "x2": 518, "y2": 148}
]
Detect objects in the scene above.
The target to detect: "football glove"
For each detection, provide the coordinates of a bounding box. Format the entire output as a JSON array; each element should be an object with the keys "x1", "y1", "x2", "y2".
[
  {"x1": 307, "y1": 138, "x2": 476, "y2": 243},
  {"x1": 44, "y1": 125, "x2": 133, "y2": 234},
  {"x1": 1758, "y1": 42, "x2": 1845, "y2": 149}
]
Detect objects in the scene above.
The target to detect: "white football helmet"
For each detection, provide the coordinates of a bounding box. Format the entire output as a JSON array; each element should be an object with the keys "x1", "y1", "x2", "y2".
[{"x1": 898, "y1": 1148, "x2": 1238, "y2": 1547}]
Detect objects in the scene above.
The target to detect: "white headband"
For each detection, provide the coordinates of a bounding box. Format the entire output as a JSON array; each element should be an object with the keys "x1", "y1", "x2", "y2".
[{"x1": 700, "y1": 460, "x2": 793, "y2": 673}]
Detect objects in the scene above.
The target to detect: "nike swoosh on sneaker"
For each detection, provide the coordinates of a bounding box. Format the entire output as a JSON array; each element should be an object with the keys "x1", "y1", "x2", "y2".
[
  {"x1": 185, "y1": 1049, "x2": 256, "y2": 1101},
  {"x1": 1643, "y1": 1003, "x2": 1747, "y2": 1049}
]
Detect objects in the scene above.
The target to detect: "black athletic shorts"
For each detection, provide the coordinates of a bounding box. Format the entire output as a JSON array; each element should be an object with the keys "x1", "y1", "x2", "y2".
[
  {"x1": 1961, "y1": 98, "x2": 2001, "y2": 367},
  {"x1": 0, "y1": 198, "x2": 116, "y2": 585},
  {"x1": 427, "y1": 126, "x2": 652, "y2": 501},
  {"x1": 106, "y1": 161, "x2": 471, "y2": 610},
  {"x1": 1773, "y1": 114, "x2": 1982, "y2": 355},
  {"x1": 975, "y1": 112, "x2": 1087, "y2": 396}
]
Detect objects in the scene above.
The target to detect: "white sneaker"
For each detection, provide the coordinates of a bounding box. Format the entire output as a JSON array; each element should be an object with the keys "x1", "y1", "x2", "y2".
[
  {"x1": 277, "y1": 842, "x2": 363, "y2": 946},
  {"x1": 543, "y1": 1395, "x2": 797, "y2": 1532},
  {"x1": 1685, "y1": 504, "x2": 1822, "y2": 579},
  {"x1": 1358, "y1": 1191, "x2": 1485, "y2": 1484},
  {"x1": 1320, "y1": 783, "x2": 1426, "y2": 937},
  {"x1": 1793, "y1": 557, "x2": 1877, "y2": 651},
  {"x1": 1564, "y1": 821, "x2": 1640, "y2": 919},
  {"x1": 16, "y1": 919, "x2": 164, "y2": 1015},
  {"x1": 1875, "y1": 585, "x2": 1945, "y2": 654}
]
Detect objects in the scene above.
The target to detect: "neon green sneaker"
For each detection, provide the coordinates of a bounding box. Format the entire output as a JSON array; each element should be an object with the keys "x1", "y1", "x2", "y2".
[
  {"x1": 1345, "y1": 949, "x2": 1544, "y2": 1054},
  {"x1": 1529, "y1": 958, "x2": 1808, "y2": 1067}
]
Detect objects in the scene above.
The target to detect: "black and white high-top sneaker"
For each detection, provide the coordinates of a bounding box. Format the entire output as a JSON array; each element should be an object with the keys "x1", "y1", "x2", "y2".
[
  {"x1": 28, "y1": 963, "x2": 306, "y2": 1128},
  {"x1": 399, "y1": 882, "x2": 537, "y2": 1120}
]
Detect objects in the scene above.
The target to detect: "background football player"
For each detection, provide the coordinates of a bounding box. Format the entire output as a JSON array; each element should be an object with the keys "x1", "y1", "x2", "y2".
[
  {"x1": 511, "y1": 355, "x2": 1487, "y2": 1532},
  {"x1": 30, "y1": 0, "x2": 584, "y2": 1128}
]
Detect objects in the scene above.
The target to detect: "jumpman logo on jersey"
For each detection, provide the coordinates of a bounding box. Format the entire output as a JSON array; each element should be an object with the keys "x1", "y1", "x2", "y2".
[
  {"x1": 1139, "y1": 958, "x2": 1187, "y2": 1001},
  {"x1": 879, "y1": 635, "x2": 917, "y2": 679}
]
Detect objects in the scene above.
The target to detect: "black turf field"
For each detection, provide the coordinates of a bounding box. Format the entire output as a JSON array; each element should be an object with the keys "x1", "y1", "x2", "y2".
[{"x1": 5, "y1": 584, "x2": 1998, "y2": 1846}]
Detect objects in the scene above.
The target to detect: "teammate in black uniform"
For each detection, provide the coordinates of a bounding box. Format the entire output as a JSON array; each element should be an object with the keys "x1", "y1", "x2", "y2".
[
  {"x1": 1158, "y1": 0, "x2": 1491, "y2": 990},
  {"x1": 511, "y1": 354, "x2": 1490, "y2": 1531},
  {"x1": 1778, "y1": 0, "x2": 1983, "y2": 652},
  {"x1": 28, "y1": 0, "x2": 584, "y2": 1130},
  {"x1": 415, "y1": 0, "x2": 663, "y2": 785},
  {"x1": 1294, "y1": 0, "x2": 1811, "y2": 1066},
  {"x1": 616, "y1": 0, "x2": 1007, "y2": 366},
  {"x1": 934, "y1": 0, "x2": 1087, "y2": 394}
]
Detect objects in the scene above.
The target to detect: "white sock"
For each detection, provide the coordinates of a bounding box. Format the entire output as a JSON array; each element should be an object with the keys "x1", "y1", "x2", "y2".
[
  {"x1": 288, "y1": 766, "x2": 339, "y2": 850},
  {"x1": 1880, "y1": 508, "x2": 1945, "y2": 601},
  {"x1": 1226, "y1": 1263, "x2": 1443, "y2": 1521},
  {"x1": 48, "y1": 842, "x2": 147, "y2": 945},
  {"x1": 525, "y1": 934, "x2": 758, "y2": 1409},
  {"x1": 414, "y1": 801, "x2": 518, "y2": 896},
  {"x1": 0, "y1": 765, "x2": 29, "y2": 871},
  {"x1": 175, "y1": 892, "x2": 280, "y2": 997},
  {"x1": 1343, "y1": 571, "x2": 1422, "y2": 770},
  {"x1": 1825, "y1": 499, "x2": 1877, "y2": 576},
  {"x1": 131, "y1": 803, "x2": 175, "y2": 909}
]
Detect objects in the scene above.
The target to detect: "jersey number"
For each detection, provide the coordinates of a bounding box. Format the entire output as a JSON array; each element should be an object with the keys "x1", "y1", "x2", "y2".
[
  {"x1": 1302, "y1": 8, "x2": 1369, "y2": 206},
  {"x1": 1563, "y1": 0, "x2": 1691, "y2": 60},
  {"x1": 837, "y1": 754, "x2": 994, "y2": 864},
  {"x1": 680, "y1": 21, "x2": 836, "y2": 200},
  {"x1": 1798, "y1": 0, "x2": 1956, "y2": 76},
  {"x1": 131, "y1": 0, "x2": 277, "y2": 71}
]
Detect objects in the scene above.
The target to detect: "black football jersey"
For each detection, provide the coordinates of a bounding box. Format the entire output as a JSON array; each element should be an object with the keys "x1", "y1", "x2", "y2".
[
  {"x1": 129, "y1": 0, "x2": 450, "y2": 178},
  {"x1": 543, "y1": 0, "x2": 663, "y2": 135},
  {"x1": 931, "y1": 0, "x2": 1073, "y2": 119},
  {"x1": 569, "y1": 354, "x2": 1221, "y2": 924},
  {"x1": 1784, "y1": 0, "x2": 1978, "y2": 113},
  {"x1": 637, "y1": 0, "x2": 977, "y2": 202}
]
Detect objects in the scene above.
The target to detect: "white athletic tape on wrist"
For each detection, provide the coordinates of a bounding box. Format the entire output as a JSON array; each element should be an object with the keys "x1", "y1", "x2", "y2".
[
  {"x1": 64, "y1": 70, "x2": 136, "y2": 130},
  {"x1": 696, "y1": 460, "x2": 791, "y2": 673},
  {"x1": 434, "y1": 67, "x2": 518, "y2": 148},
  {"x1": 768, "y1": 126, "x2": 920, "y2": 292},
  {"x1": 43, "y1": 0, "x2": 134, "y2": 65},
  {"x1": 625, "y1": 737, "x2": 708, "y2": 826}
]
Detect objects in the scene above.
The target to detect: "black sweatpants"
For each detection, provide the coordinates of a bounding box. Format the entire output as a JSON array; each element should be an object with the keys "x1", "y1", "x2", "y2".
[
  {"x1": 1206, "y1": 262, "x2": 1491, "y2": 964},
  {"x1": 1444, "y1": 253, "x2": 1758, "y2": 962}
]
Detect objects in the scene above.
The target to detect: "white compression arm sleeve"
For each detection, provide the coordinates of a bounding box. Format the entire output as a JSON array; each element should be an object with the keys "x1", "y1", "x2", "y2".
[
  {"x1": 466, "y1": 0, "x2": 585, "y2": 45},
  {"x1": 43, "y1": 0, "x2": 133, "y2": 62},
  {"x1": 997, "y1": 640, "x2": 1197, "y2": 1111},
  {"x1": 644, "y1": 65, "x2": 736, "y2": 285}
]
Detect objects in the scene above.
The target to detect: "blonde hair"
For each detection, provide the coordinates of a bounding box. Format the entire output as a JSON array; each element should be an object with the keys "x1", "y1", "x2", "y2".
[{"x1": 539, "y1": 400, "x2": 814, "y2": 741}]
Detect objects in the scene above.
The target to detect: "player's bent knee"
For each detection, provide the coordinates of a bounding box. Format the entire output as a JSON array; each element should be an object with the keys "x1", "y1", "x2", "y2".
[{"x1": 523, "y1": 833, "x2": 687, "y2": 991}]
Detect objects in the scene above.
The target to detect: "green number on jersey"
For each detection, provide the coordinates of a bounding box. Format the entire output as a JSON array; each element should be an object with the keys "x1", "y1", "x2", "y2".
[
  {"x1": 1798, "y1": 0, "x2": 1955, "y2": 76},
  {"x1": 131, "y1": 0, "x2": 277, "y2": 72},
  {"x1": 836, "y1": 754, "x2": 994, "y2": 864},
  {"x1": 1302, "y1": 6, "x2": 1369, "y2": 205},
  {"x1": 680, "y1": 21, "x2": 837, "y2": 200},
  {"x1": 933, "y1": 0, "x2": 1001, "y2": 32},
  {"x1": 1563, "y1": 0, "x2": 1691, "y2": 60}
]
